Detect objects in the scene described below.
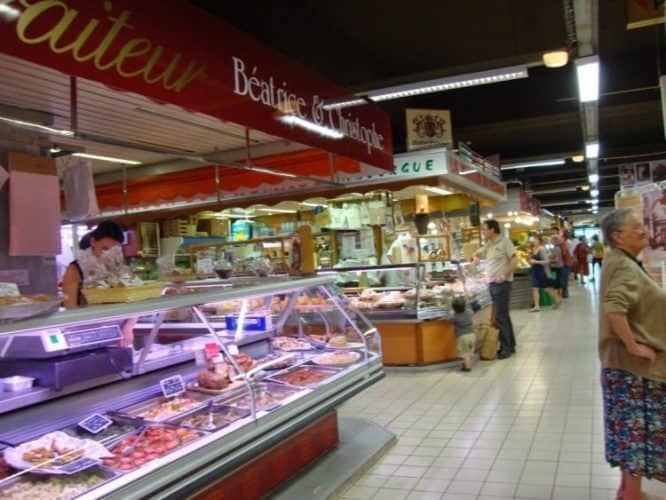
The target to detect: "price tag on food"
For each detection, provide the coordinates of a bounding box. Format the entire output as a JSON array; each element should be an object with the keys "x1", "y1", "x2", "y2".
[
  {"x1": 0, "y1": 282, "x2": 20, "y2": 297},
  {"x1": 160, "y1": 375, "x2": 185, "y2": 398},
  {"x1": 204, "y1": 342, "x2": 220, "y2": 359},
  {"x1": 77, "y1": 413, "x2": 113, "y2": 435},
  {"x1": 227, "y1": 343, "x2": 240, "y2": 356}
]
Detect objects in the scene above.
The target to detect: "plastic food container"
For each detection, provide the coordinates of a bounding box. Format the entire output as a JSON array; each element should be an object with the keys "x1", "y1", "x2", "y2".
[{"x1": 1, "y1": 376, "x2": 35, "y2": 392}]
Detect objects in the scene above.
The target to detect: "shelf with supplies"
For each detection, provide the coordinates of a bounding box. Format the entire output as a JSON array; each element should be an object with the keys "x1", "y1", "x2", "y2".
[{"x1": 0, "y1": 275, "x2": 384, "y2": 499}]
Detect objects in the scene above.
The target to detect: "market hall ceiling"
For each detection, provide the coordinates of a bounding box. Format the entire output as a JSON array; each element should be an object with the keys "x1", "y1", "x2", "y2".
[{"x1": 193, "y1": 0, "x2": 666, "y2": 213}]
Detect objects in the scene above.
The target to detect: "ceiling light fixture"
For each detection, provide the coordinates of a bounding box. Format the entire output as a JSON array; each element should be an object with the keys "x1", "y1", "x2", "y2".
[
  {"x1": 543, "y1": 50, "x2": 569, "y2": 68},
  {"x1": 581, "y1": 184, "x2": 590, "y2": 191},
  {"x1": 424, "y1": 186, "x2": 453, "y2": 196},
  {"x1": 571, "y1": 154, "x2": 585, "y2": 162},
  {"x1": 591, "y1": 189, "x2": 599, "y2": 198},
  {"x1": 248, "y1": 166, "x2": 298, "y2": 178},
  {"x1": 588, "y1": 173, "x2": 599, "y2": 184},
  {"x1": 71, "y1": 152, "x2": 141, "y2": 165},
  {"x1": 0, "y1": 116, "x2": 74, "y2": 136},
  {"x1": 576, "y1": 55, "x2": 600, "y2": 102},
  {"x1": 502, "y1": 159, "x2": 565, "y2": 170},
  {"x1": 278, "y1": 115, "x2": 343, "y2": 139},
  {"x1": 366, "y1": 65, "x2": 528, "y2": 102},
  {"x1": 585, "y1": 142, "x2": 600, "y2": 159},
  {"x1": 322, "y1": 98, "x2": 367, "y2": 110}
]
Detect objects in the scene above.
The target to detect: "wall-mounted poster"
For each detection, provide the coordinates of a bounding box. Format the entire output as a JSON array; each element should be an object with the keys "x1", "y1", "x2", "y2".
[
  {"x1": 405, "y1": 108, "x2": 453, "y2": 151},
  {"x1": 652, "y1": 161, "x2": 666, "y2": 183},
  {"x1": 642, "y1": 188, "x2": 666, "y2": 265},
  {"x1": 619, "y1": 164, "x2": 636, "y2": 188},
  {"x1": 635, "y1": 162, "x2": 651, "y2": 184}
]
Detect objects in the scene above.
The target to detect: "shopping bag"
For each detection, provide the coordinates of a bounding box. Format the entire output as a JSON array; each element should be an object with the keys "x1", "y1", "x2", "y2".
[{"x1": 480, "y1": 326, "x2": 499, "y2": 360}]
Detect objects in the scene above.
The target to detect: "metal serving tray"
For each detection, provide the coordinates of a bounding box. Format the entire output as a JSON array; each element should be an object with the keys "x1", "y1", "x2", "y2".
[
  {"x1": 171, "y1": 404, "x2": 250, "y2": 431},
  {"x1": 266, "y1": 365, "x2": 341, "y2": 389},
  {"x1": 223, "y1": 382, "x2": 303, "y2": 412},
  {"x1": 116, "y1": 391, "x2": 213, "y2": 422},
  {"x1": 0, "y1": 465, "x2": 118, "y2": 498}
]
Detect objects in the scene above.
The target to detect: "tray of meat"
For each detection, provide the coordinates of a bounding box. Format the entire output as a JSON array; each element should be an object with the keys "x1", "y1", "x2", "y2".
[
  {"x1": 102, "y1": 425, "x2": 201, "y2": 472},
  {"x1": 267, "y1": 366, "x2": 340, "y2": 388},
  {"x1": 224, "y1": 383, "x2": 303, "y2": 412},
  {"x1": 117, "y1": 392, "x2": 212, "y2": 422},
  {"x1": 0, "y1": 467, "x2": 115, "y2": 499},
  {"x1": 172, "y1": 405, "x2": 250, "y2": 431}
]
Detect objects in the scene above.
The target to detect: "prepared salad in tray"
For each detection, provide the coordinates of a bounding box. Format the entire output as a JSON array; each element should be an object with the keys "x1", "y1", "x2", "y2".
[
  {"x1": 0, "y1": 468, "x2": 113, "y2": 499},
  {"x1": 224, "y1": 383, "x2": 302, "y2": 411},
  {"x1": 117, "y1": 392, "x2": 211, "y2": 422}
]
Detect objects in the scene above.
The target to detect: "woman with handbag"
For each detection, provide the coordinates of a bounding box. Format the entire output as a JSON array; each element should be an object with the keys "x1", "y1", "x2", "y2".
[
  {"x1": 598, "y1": 209, "x2": 666, "y2": 500},
  {"x1": 528, "y1": 235, "x2": 560, "y2": 312}
]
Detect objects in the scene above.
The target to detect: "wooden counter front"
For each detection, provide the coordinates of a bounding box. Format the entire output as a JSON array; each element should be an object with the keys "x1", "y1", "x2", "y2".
[{"x1": 375, "y1": 306, "x2": 492, "y2": 366}]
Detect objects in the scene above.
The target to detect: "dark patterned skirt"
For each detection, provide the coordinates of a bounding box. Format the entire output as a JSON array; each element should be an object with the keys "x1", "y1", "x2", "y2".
[{"x1": 601, "y1": 368, "x2": 666, "y2": 481}]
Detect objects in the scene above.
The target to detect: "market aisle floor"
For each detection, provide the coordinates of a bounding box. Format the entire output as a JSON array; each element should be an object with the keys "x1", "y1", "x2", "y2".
[{"x1": 335, "y1": 281, "x2": 665, "y2": 500}]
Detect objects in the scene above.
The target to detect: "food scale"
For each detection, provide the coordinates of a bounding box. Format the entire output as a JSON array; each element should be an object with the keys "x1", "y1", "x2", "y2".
[{"x1": 0, "y1": 323, "x2": 132, "y2": 390}]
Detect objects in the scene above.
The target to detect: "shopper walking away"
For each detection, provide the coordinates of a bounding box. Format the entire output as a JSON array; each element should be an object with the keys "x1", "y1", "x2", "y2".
[
  {"x1": 574, "y1": 236, "x2": 591, "y2": 284},
  {"x1": 590, "y1": 234, "x2": 604, "y2": 282},
  {"x1": 598, "y1": 209, "x2": 666, "y2": 500},
  {"x1": 473, "y1": 219, "x2": 518, "y2": 359},
  {"x1": 548, "y1": 235, "x2": 564, "y2": 302},
  {"x1": 557, "y1": 233, "x2": 575, "y2": 298},
  {"x1": 452, "y1": 296, "x2": 475, "y2": 372},
  {"x1": 528, "y1": 235, "x2": 561, "y2": 312},
  {"x1": 566, "y1": 233, "x2": 579, "y2": 282}
]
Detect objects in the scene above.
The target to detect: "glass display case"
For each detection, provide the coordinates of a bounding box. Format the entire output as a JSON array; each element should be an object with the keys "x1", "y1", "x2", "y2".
[{"x1": 0, "y1": 275, "x2": 383, "y2": 499}]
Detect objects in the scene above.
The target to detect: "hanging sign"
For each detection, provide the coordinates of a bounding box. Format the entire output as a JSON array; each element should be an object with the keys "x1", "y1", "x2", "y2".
[
  {"x1": 405, "y1": 109, "x2": 453, "y2": 151},
  {"x1": 0, "y1": 0, "x2": 393, "y2": 170}
]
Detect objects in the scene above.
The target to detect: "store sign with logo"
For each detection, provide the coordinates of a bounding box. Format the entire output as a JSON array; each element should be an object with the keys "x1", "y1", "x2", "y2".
[
  {"x1": 405, "y1": 108, "x2": 453, "y2": 151},
  {"x1": 0, "y1": 0, "x2": 393, "y2": 170}
]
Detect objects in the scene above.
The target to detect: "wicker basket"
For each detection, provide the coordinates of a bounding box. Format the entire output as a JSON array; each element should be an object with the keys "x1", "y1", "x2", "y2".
[{"x1": 82, "y1": 282, "x2": 165, "y2": 304}]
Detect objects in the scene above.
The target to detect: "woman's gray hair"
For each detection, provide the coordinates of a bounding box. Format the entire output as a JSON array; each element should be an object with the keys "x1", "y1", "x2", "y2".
[{"x1": 600, "y1": 208, "x2": 635, "y2": 247}]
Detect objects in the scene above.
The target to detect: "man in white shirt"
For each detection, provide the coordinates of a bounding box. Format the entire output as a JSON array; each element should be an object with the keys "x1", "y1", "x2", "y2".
[{"x1": 474, "y1": 219, "x2": 519, "y2": 358}]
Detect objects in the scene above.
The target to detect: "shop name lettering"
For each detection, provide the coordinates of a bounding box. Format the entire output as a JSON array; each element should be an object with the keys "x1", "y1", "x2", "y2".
[
  {"x1": 232, "y1": 56, "x2": 384, "y2": 154},
  {"x1": 8, "y1": 0, "x2": 207, "y2": 92},
  {"x1": 395, "y1": 159, "x2": 435, "y2": 174}
]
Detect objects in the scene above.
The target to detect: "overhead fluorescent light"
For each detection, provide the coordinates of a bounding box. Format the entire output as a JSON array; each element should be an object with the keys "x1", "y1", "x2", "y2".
[
  {"x1": 576, "y1": 56, "x2": 600, "y2": 102},
  {"x1": 588, "y1": 173, "x2": 599, "y2": 184},
  {"x1": 591, "y1": 189, "x2": 599, "y2": 198},
  {"x1": 543, "y1": 50, "x2": 569, "y2": 68},
  {"x1": 502, "y1": 159, "x2": 565, "y2": 170},
  {"x1": 72, "y1": 153, "x2": 141, "y2": 165},
  {"x1": 249, "y1": 166, "x2": 298, "y2": 178},
  {"x1": 366, "y1": 65, "x2": 528, "y2": 102},
  {"x1": 255, "y1": 208, "x2": 297, "y2": 214},
  {"x1": 585, "y1": 142, "x2": 599, "y2": 159},
  {"x1": 279, "y1": 115, "x2": 343, "y2": 139},
  {"x1": 424, "y1": 186, "x2": 453, "y2": 196},
  {"x1": 0, "y1": 116, "x2": 74, "y2": 136},
  {"x1": 592, "y1": 199, "x2": 599, "y2": 206},
  {"x1": 322, "y1": 98, "x2": 367, "y2": 110},
  {"x1": 571, "y1": 154, "x2": 585, "y2": 162}
]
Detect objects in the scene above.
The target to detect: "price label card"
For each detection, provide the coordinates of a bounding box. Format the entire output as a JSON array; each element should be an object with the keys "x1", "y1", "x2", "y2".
[
  {"x1": 160, "y1": 375, "x2": 185, "y2": 398},
  {"x1": 204, "y1": 342, "x2": 220, "y2": 359},
  {"x1": 77, "y1": 413, "x2": 113, "y2": 434},
  {"x1": 227, "y1": 343, "x2": 239, "y2": 356},
  {"x1": 0, "y1": 282, "x2": 19, "y2": 297}
]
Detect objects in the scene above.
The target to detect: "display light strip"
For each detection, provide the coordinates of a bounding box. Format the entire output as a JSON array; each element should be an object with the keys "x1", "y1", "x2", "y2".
[
  {"x1": 247, "y1": 166, "x2": 298, "y2": 178},
  {"x1": 72, "y1": 153, "x2": 141, "y2": 165},
  {"x1": 0, "y1": 116, "x2": 74, "y2": 136},
  {"x1": 366, "y1": 66, "x2": 528, "y2": 102},
  {"x1": 322, "y1": 98, "x2": 367, "y2": 110}
]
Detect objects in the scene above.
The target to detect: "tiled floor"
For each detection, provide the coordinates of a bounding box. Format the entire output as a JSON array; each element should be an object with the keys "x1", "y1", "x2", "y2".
[{"x1": 336, "y1": 280, "x2": 665, "y2": 500}]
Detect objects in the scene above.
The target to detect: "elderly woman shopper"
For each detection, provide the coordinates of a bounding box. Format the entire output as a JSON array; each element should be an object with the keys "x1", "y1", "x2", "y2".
[{"x1": 598, "y1": 208, "x2": 666, "y2": 500}]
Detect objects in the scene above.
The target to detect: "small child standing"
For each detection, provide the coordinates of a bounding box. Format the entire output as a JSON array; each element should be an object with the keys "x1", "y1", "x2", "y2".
[{"x1": 452, "y1": 296, "x2": 475, "y2": 372}]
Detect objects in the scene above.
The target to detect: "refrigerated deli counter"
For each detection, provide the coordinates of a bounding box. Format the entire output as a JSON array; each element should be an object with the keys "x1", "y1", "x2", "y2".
[
  {"x1": 329, "y1": 262, "x2": 492, "y2": 366},
  {"x1": 0, "y1": 275, "x2": 384, "y2": 499}
]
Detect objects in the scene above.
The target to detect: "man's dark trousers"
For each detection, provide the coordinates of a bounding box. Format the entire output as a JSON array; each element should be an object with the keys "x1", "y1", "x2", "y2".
[{"x1": 488, "y1": 281, "x2": 515, "y2": 355}]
